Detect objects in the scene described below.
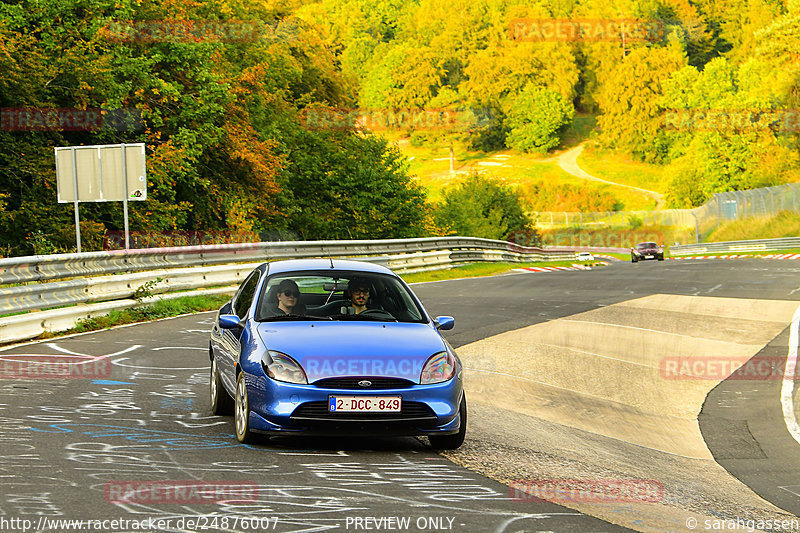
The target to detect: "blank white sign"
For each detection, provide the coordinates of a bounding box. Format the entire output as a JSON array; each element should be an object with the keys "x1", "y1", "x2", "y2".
[{"x1": 55, "y1": 143, "x2": 146, "y2": 202}]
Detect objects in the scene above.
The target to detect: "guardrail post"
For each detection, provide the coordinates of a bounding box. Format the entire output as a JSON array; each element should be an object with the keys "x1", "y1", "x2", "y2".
[
  {"x1": 71, "y1": 147, "x2": 81, "y2": 253},
  {"x1": 691, "y1": 212, "x2": 701, "y2": 243}
]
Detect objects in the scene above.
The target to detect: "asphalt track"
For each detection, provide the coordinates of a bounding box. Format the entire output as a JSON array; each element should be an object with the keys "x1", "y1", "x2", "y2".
[{"x1": 1, "y1": 258, "x2": 800, "y2": 532}]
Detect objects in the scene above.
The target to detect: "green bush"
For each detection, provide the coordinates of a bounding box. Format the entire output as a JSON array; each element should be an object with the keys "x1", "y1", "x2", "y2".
[
  {"x1": 506, "y1": 86, "x2": 575, "y2": 153},
  {"x1": 433, "y1": 174, "x2": 533, "y2": 240}
]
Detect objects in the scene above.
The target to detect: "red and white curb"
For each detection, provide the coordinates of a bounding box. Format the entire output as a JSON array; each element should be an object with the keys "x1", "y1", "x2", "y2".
[
  {"x1": 514, "y1": 263, "x2": 607, "y2": 273},
  {"x1": 760, "y1": 254, "x2": 800, "y2": 259},
  {"x1": 670, "y1": 254, "x2": 800, "y2": 260}
]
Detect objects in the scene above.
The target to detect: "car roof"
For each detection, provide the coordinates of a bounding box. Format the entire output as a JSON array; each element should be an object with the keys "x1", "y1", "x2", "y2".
[{"x1": 263, "y1": 258, "x2": 396, "y2": 277}]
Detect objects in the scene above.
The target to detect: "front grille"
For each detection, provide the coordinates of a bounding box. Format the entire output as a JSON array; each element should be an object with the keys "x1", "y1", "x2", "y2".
[
  {"x1": 291, "y1": 401, "x2": 436, "y2": 421},
  {"x1": 313, "y1": 377, "x2": 414, "y2": 390}
]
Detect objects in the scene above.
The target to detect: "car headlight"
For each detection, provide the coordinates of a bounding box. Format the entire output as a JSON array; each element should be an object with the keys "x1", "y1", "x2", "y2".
[
  {"x1": 420, "y1": 351, "x2": 456, "y2": 384},
  {"x1": 262, "y1": 351, "x2": 307, "y2": 384}
]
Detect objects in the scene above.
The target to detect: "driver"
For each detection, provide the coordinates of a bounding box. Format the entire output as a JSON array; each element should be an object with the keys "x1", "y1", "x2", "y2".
[
  {"x1": 346, "y1": 277, "x2": 371, "y2": 315},
  {"x1": 271, "y1": 279, "x2": 305, "y2": 316}
]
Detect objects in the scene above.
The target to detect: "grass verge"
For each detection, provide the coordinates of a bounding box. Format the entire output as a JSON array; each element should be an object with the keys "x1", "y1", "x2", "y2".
[
  {"x1": 704, "y1": 211, "x2": 800, "y2": 242},
  {"x1": 36, "y1": 294, "x2": 232, "y2": 339},
  {"x1": 671, "y1": 248, "x2": 800, "y2": 258},
  {"x1": 576, "y1": 144, "x2": 669, "y2": 196},
  {"x1": 401, "y1": 260, "x2": 598, "y2": 284}
]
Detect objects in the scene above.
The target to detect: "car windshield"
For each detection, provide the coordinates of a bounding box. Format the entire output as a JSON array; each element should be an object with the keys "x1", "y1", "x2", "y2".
[
  {"x1": 637, "y1": 242, "x2": 657, "y2": 249},
  {"x1": 255, "y1": 271, "x2": 426, "y2": 323}
]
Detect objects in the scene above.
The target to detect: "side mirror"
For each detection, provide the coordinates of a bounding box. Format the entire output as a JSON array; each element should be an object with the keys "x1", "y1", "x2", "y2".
[
  {"x1": 434, "y1": 316, "x2": 455, "y2": 331},
  {"x1": 218, "y1": 314, "x2": 243, "y2": 329}
]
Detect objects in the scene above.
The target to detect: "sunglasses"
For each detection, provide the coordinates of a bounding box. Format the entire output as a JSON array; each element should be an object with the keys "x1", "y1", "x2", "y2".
[
  {"x1": 351, "y1": 287, "x2": 370, "y2": 294},
  {"x1": 281, "y1": 290, "x2": 299, "y2": 297}
]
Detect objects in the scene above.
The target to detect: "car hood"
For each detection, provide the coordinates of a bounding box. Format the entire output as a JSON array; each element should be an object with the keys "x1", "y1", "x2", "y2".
[{"x1": 256, "y1": 321, "x2": 447, "y2": 382}]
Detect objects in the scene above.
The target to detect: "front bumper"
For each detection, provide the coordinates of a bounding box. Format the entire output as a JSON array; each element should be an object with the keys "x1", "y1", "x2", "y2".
[{"x1": 242, "y1": 371, "x2": 464, "y2": 437}]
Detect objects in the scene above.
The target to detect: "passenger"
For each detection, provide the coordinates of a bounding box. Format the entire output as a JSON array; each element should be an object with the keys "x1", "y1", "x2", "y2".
[
  {"x1": 273, "y1": 279, "x2": 304, "y2": 316},
  {"x1": 346, "y1": 277, "x2": 371, "y2": 315}
]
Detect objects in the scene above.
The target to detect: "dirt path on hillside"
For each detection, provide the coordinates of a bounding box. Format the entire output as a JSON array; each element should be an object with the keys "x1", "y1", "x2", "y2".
[{"x1": 556, "y1": 144, "x2": 665, "y2": 208}]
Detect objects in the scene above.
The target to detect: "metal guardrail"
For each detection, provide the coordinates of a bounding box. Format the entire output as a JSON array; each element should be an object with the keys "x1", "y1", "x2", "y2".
[
  {"x1": 0, "y1": 237, "x2": 576, "y2": 317},
  {"x1": 670, "y1": 237, "x2": 800, "y2": 256},
  {"x1": 0, "y1": 236, "x2": 560, "y2": 285}
]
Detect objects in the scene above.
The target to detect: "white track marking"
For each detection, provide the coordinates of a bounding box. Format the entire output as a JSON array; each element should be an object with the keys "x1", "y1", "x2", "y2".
[
  {"x1": 45, "y1": 343, "x2": 141, "y2": 358},
  {"x1": 152, "y1": 347, "x2": 206, "y2": 351},
  {"x1": 111, "y1": 357, "x2": 205, "y2": 371},
  {"x1": 782, "y1": 304, "x2": 800, "y2": 445}
]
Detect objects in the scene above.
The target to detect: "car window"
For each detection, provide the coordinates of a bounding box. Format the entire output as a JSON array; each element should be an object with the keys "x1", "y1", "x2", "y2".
[
  {"x1": 256, "y1": 271, "x2": 426, "y2": 323},
  {"x1": 233, "y1": 270, "x2": 260, "y2": 320}
]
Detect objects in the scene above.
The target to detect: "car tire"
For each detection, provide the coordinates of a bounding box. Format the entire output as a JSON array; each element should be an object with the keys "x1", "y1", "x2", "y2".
[
  {"x1": 658, "y1": 255, "x2": 664, "y2": 261},
  {"x1": 210, "y1": 357, "x2": 233, "y2": 415},
  {"x1": 631, "y1": 256, "x2": 638, "y2": 263},
  {"x1": 234, "y1": 372, "x2": 255, "y2": 444},
  {"x1": 429, "y1": 395, "x2": 467, "y2": 450}
]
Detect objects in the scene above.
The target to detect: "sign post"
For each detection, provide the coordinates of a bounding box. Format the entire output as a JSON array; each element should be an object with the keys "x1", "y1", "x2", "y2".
[{"x1": 55, "y1": 143, "x2": 146, "y2": 251}]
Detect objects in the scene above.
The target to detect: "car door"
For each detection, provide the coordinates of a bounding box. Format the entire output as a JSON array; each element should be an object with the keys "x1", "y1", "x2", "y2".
[{"x1": 217, "y1": 269, "x2": 260, "y2": 392}]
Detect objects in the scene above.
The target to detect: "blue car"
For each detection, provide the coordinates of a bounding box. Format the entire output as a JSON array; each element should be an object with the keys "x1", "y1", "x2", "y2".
[{"x1": 209, "y1": 259, "x2": 466, "y2": 449}]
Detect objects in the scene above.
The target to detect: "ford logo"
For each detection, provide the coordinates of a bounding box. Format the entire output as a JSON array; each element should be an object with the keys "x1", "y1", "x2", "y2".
[{"x1": 358, "y1": 380, "x2": 372, "y2": 388}]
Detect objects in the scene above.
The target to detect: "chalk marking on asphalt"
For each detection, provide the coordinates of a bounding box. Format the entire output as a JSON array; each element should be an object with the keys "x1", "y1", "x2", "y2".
[
  {"x1": 46, "y1": 343, "x2": 141, "y2": 358},
  {"x1": 781, "y1": 304, "x2": 800, "y2": 445},
  {"x1": 111, "y1": 357, "x2": 205, "y2": 371},
  {"x1": 152, "y1": 346, "x2": 206, "y2": 351}
]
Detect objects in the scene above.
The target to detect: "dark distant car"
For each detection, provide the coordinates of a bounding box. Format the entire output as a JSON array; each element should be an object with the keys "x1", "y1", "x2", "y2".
[{"x1": 631, "y1": 242, "x2": 664, "y2": 262}]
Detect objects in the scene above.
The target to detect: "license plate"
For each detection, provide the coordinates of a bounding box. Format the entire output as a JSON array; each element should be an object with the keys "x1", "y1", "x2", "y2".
[
  {"x1": 328, "y1": 396, "x2": 401, "y2": 412},
  {"x1": 645, "y1": 255, "x2": 653, "y2": 258}
]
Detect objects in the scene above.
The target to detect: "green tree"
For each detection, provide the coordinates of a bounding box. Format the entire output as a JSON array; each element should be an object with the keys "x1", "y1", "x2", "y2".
[
  {"x1": 433, "y1": 174, "x2": 533, "y2": 240},
  {"x1": 506, "y1": 85, "x2": 575, "y2": 153},
  {"x1": 595, "y1": 44, "x2": 687, "y2": 162},
  {"x1": 360, "y1": 43, "x2": 445, "y2": 109},
  {"x1": 278, "y1": 131, "x2": 431, "y2": 240}
]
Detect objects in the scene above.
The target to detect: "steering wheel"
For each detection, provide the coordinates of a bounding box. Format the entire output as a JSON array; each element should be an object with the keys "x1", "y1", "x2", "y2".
[{"x1": 358, "y1": 308, "x2": 397, "y2": 320}]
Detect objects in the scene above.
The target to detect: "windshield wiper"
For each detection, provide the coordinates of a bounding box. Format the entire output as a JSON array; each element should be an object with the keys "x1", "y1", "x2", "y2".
[{"x1": 261, "y1": 314, "x2": 332, "y2": 322}]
